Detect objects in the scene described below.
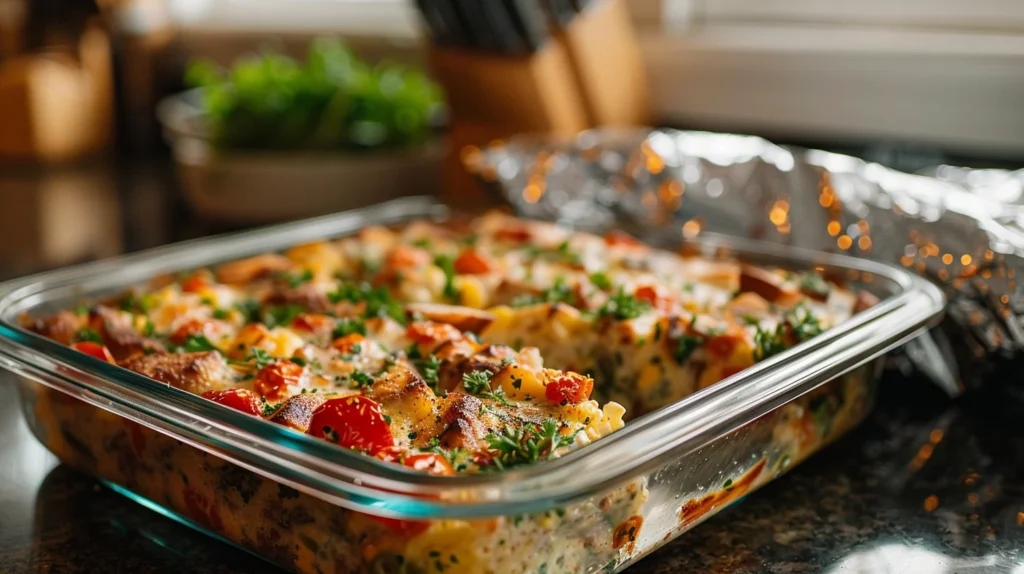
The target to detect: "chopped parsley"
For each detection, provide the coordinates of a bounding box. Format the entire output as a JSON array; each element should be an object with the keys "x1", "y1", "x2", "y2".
[
  {"x1": 276, "y1": 268, "x2": 314, "y2": 288},
  {"x1": 511, "y1": 276, "x2": 576, "y2": 308},
  {"x1": 328, "y1": 282, "x2": 405, "y2": 324},
  {"x1": 753, "y1": 305, "x2": 823, "y2": 362},
  {"x1": 485, "y1": 420, "x2": 579, "y2": 470},
  {"x1": 262, "y1": 304, "x2": 305, "y2": 329},
  {"x1": 462, "y1": 370, "x2": 492, "y2": 395},
  {"x1": 350, "y1": 370, "x2": 374, "y2": 389},
  {"x1": 119, "y1": 292, "x2": 149, "y2": 313},
  {"x1": 212, "y1": 308, "x2": 230, "y2": 320},
  {"x1": 462, "y1": 370, "x2": 509, "y2": 404},
  {"x1": 594, "y1": 287, "x2": 650, "y2": 320},
  {"x1": 332, "y1": 317, "x2": 366, "y2": 339},
  {"x1": 73, "y1": 328, "x2": 103, "y2": 344},
  {"x1": 181, "y1": 334, "x2": 219, "y2": 353},
  {"x1": 415, "y1": 354, "x2": 442, "y2": 392},
  {"x1": 554, "y1": 240, "x2": 582, "y2": 265},
  {"x1": 673, "y1": 334, "x2": 702, "y2": 365},
  {"x1": 234, "y1": 299, "x2": 262, "y2": 323},
  {"x1": 799, "y1": 272, "x2": 830, "y2": 298},
  {"x1": 588, "y1": 272, "x2": 612, "y2": 290},
  {"x1": 433, "y1": 254, "x2": 460, "y2": 302},
  {"x1": 411, "y1": 238, "x2": 432, "y2": 248}
]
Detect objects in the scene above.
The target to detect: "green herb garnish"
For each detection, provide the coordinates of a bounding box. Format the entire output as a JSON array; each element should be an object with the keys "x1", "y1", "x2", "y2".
[
  {"x1": 752, "y1": 305, "x2": 823, "y2": 362},
  {"x1": 462, "y1": 370, "x2": 509, "y2": 404},
  {"x1": 415, "y1": 354, "x2": 442, "y2": 392},
  {"x1": 798, "y1": 272, "x2": 830, "y2": 298},
  {"x1": 350, "y1": 370, "x2": 374, "y2": 389},
  {"x1": 588, "y1": 272, "x2": 612, "y2": 290},
  {"x1": 234, "y1": 300, "x2": 262, "y2": 324},
  {"x1": 182, "y1": 335, "x2": 219, "y2": 353},
  {"x1": 673, "y1": 334, "x2": 703, "y2": 365},
  {"x1": 511, "y1": 276, "x2": 576, "y2": 308},
  {"x1": 74, "y1": 328, "x2": 103, "y2": 344},
  {"x1": 262, "y1": 304, "x2": 305, "y2": 329},
  {"x1": 594, "y1": 287, "x2": 650, "y2": 321},
  {"x1": 433, "y1": 254, "x2": 460, "y2": 302},
  {"x1": 328, "y1": 282, "x2": 405, "y2": 324},
  {"x1": 462, "y1": 370, "x2": 492, "y2": 395},
  {"x1": 332, "y1": 318, "x2": 367, "y2": 340},
  {"x1": 280, "y1": 269, "x2": 314, "y2": 288},
  {"x1": 485, "y1": 420, "x2": 579, "y2": 470}
]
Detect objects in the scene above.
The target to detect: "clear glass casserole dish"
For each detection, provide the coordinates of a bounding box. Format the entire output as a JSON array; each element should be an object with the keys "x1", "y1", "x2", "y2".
[{"x1": 0, "y1": 197, "x2": 944, "y2": 573}]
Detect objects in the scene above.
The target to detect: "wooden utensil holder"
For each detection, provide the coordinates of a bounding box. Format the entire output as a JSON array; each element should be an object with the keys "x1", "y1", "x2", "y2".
[{"x1": 426, "y1": 0, "x2": 649, "y2": 205}]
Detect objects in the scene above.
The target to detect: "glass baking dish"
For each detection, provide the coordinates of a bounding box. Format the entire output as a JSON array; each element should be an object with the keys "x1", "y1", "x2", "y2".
[{"x1": 0, "y1": 197, "x2": 944, "y2": 573}]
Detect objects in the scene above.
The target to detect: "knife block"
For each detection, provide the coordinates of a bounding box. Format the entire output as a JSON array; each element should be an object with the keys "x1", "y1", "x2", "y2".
[
  {"x1": 425, "y1": 0, "x2": 650, "y2": 206},
  {"x1": 429, "y1": 40, "x2": 590, "y2": 207}
]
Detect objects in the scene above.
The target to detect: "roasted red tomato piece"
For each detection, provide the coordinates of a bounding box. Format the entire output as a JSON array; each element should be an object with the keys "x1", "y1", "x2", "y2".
[
  {"x1": 386, "y1": 245, "x2": 432, "y2": 269},
  {"x1": 633, "y1": 285, "x2": 660, "y2": 305},
  {"x1": 405, "y1": 322, "x2": 463, "y2": 347},
  {"x1": 255, "y1": 361, "x2": 304, "y2": 401},
  {"x1": 291, "y1": 313, "x2": 334, "y2": 333},
  {"x1": 201, "y1": 388, "x2": 264, "y2": 417},
  {"x1": 331, "y1": 333, "x2": 366, "y2": 354},
  {"x1": 706, "y1": 332, "x2": 743, "y2": 359},
  {"x1": 180, "y1": 274, "x2": 211, "y2": 294},
  {"x1": 70, "y1": 341, "x2": 117, "y2": 364},
  {"x1": 170, "y1": 319, "x2": 214, "y2": 345},
  {"x1": 604, "y1": 230, "x2": 643, "y2": 247},
  {"x1": 453, "y1": 248, "x2": 495, "y2": 275},
  {"x1": 545, "y1": 373, "x2": 594, "y2": 405},
  {"x1": 308, "y1": 396, "x2": 395, "y2": 455}
]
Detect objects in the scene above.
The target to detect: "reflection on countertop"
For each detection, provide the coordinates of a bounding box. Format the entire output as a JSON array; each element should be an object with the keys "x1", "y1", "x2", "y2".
[{"x1": 2, "y1": 372, "x2": 1024, "y2": 573}]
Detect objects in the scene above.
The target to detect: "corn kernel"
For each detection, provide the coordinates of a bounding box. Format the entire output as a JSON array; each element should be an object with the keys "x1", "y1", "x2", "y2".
[
  {"x1": 637, "y1": 363, "x2": 663, "y2": 393},
  {"x1": 456, "y1": 276, "x2": 488, "y2": 308}
]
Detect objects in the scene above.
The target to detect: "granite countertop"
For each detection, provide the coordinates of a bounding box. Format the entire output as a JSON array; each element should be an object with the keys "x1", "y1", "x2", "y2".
[{"x1": 2, "y1": 371, "x2": 1022, "y2": 574}]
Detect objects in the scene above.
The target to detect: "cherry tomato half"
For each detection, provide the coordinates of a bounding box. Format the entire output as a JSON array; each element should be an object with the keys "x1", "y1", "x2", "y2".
[
  {"x1": 70, "y1": 341, "x2": 116, "y2": 364},
  {"x1": 633, "y1": 285, "x2": 660, "y2": 305},
  {"x1": 201, "y1": 388, "x2": 264, "y2": 417},
  {"x1": 453, "y1": 248, "x2": 495, "y2": 275},
  {"x1": 545, "y1": 373, "x2": 594, "y2": 405},
  {"x1": 180, "y1": 274, "x2": 210, "y2": 294},
  {"x1": 255, "y1": 361, "x2": 304, "y2": 401},
  {"x1": 307, "y1": 396, "x2": 394, "y2": 455}
]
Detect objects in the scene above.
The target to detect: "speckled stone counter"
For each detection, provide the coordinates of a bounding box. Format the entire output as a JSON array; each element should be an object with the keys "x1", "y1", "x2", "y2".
[{"x1": 2, "y1": 373, "x2": 1022, "y2": 574}]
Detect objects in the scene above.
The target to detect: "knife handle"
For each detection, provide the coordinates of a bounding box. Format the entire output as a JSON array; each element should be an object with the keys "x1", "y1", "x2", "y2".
[{"x1": 553, "y1": 0, "x2": 650, "y2": 127}]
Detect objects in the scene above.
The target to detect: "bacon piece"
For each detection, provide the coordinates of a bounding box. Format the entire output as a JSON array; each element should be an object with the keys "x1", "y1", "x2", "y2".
[
  {"x1": 121, "y1": 351, "x2": 228, "y2": 394},
  {"x1": 215, "y1": 254, "x2": 292, "y2": 285},
  {"x1": 21, "y1": 310, "x2": 85, "y2": 345},
  {"x1": 404, "y1": 303, "x2": 495, "y2": 334},
  {"x1": 269, "y1": 393, "x2": 330, "y2": 432}
]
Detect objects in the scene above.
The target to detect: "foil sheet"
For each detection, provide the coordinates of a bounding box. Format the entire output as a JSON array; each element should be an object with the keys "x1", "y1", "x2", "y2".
[{"x1": 465, "y1": 129, "x2": 1024, "y2": 395}]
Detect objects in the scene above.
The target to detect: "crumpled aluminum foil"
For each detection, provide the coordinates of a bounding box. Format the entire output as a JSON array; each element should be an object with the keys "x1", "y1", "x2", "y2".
[{"x1": 465, "y1": 129, "x2": 1024, "y2": 396}]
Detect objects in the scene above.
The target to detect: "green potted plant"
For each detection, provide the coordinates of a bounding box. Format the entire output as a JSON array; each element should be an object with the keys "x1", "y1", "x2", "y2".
[{"x1": 157, "y1": 38, "x2": 445, "y2": 223}]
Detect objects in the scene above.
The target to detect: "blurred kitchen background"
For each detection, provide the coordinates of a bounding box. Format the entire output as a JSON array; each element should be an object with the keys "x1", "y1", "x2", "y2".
[{"x1": 2, "y1": 0, "x2": 1023, "y2": 279}]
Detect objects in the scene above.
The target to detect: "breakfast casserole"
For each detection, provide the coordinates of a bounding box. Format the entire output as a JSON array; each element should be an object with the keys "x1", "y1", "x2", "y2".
[{"x1": 22, "y1": 212, "x2": 874, "y2": 574}]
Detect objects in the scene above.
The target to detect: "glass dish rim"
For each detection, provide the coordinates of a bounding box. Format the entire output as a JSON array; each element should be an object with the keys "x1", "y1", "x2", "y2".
[{"x1": 0, "y1": 196, "x2": 946, "y2": 518}]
